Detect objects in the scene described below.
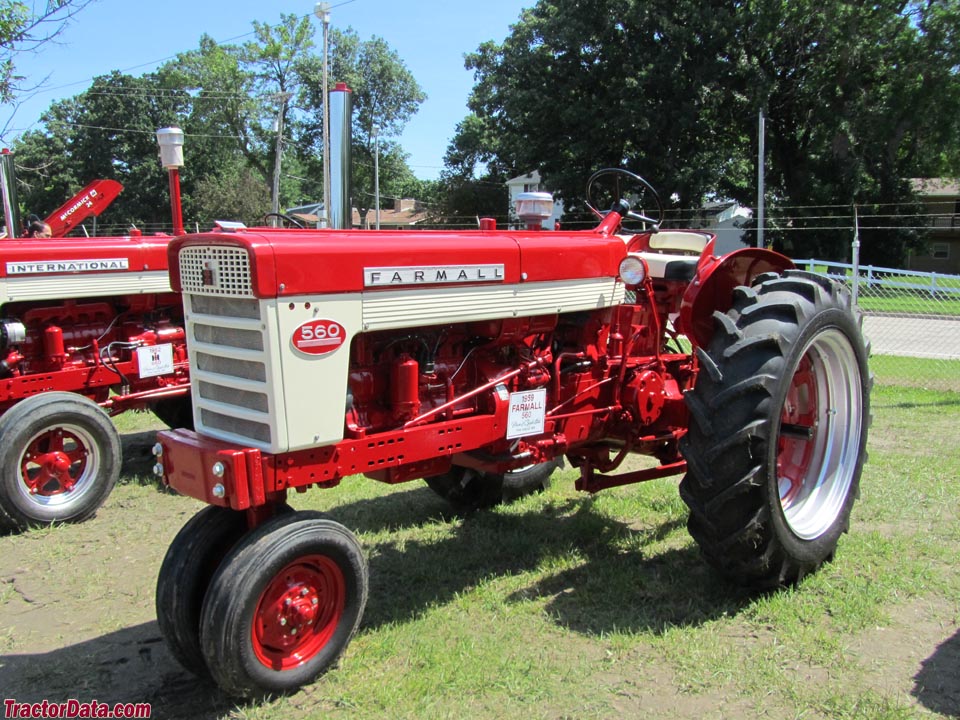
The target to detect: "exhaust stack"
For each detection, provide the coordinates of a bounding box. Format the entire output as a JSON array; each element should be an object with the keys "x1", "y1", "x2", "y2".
[
  {"x1": 1, "y1": 149, "x2": 21, "y2": 238},
  {"x1": 329, "y1": 82, "x2": 353, "y2": 229}
]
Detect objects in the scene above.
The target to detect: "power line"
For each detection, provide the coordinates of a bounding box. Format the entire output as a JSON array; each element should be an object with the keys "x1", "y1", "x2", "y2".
[{"x1": 41, "y1": 121, "x2": 242, "y2": 139}]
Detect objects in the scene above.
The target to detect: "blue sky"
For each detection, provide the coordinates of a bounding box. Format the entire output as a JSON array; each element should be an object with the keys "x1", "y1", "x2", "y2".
[{"x1": 3, "y1": 0, "x2": 532, "y2": 180}]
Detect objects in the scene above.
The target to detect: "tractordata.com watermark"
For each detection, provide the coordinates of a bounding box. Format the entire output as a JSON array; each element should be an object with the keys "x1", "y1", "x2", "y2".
[{"x1": 4, "y1": 699, "x2": 151, "y2": 719}]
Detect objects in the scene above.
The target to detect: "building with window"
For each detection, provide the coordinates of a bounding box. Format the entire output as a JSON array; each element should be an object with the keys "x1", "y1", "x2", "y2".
[
  {"x1": 505, "y1": 171, "x2": 564, "y2": 229},
  {"x1": 909, "y1": 179, "x2": 960, "y2": 274}
]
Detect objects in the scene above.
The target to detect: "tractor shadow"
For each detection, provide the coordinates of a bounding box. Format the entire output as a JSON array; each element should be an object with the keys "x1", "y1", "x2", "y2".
[
  {"x1": 0, "y1": 621, "x2": 234, "y2": 720},
  {"x1": 328, "y1": 487, "x2": 755, "y2": 637},
  {"x1": 119, "y1": 430, "x2": 167, "y2": 482},
  {"x1": 0, "y1": 487, "x2": 752, "y2": 718}
]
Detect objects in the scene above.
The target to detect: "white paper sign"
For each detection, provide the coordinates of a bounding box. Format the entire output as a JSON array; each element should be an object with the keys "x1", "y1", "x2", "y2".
[
  {"x1": 507, "y1": 388, "x2": 547, "y2": 439},
  {"x1": 137, "y1": 343, "x2": 175, "y2": 378}
]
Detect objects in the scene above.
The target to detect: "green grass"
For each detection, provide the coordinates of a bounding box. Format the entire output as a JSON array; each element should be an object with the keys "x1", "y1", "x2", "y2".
[
  {"x1": 857, "y1": 290, "x2": 960, "y2": 316},
  {"x1": 871, "y1": 354, "x2": 960, "y2": 392},
  {"x1": 2, "y1": 385, "x2": 958, "y2": 719},
  {"x1": 258, "y1": 383, "x2": 957, "y2": 719}
]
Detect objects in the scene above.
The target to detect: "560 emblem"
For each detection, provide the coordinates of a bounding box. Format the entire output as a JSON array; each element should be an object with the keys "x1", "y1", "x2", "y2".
[{"x1": 292, "y1": 319, "x2": 346, "y2": 356}]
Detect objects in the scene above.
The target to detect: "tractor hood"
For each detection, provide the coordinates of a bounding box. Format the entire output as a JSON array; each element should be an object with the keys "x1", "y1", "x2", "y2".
[{"x1": 168, "y1": 228, "x2": 629, "y2": 299}]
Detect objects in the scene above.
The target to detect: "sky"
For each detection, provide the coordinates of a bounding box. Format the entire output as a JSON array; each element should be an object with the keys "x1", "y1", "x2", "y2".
[{"x1": 2, "y1": 0, "x2": 533, "y2": 180}]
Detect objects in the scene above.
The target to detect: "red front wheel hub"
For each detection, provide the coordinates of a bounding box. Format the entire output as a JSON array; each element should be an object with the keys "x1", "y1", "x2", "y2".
[{"x1": 252, "y1": 555, "x2": 346, "y2": 670}]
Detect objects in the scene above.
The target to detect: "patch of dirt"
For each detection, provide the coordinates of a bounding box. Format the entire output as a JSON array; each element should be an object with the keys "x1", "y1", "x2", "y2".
[
  {"x1": 853, "y1": 596, "x2": 960, "y2": 717},
  {"x1": 1, "y1": 431, "x2": 959, "y2": 720},
  {"x1": 0, "y1": 432, "x2": 236, "y2": 719}
]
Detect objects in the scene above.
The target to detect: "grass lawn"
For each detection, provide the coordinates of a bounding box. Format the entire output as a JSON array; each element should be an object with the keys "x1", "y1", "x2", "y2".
[{"x1": 1, "y1": 385, "x2": 957, "y2": 719}]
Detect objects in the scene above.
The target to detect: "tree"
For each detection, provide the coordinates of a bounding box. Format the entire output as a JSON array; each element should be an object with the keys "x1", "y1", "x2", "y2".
[
  {"x1": 1, "y1": 0, "x2": 96, "y2": 136},
  {"x1": 13, "y1": 71, "x2": 190, "y2": 229},
  {"x1": 11, "y1": 13, "x2": 429, "y2": 231},
  {"x1": 453, "y1": 0, "x2": 960, "y2": 263},
  {"x1": 731, "y1": 0, "x2": 960, "y2": 263},
  {"x1": 453, "y1": 0, "x2": 740, "y2": 220},
  {"x1": 298, "y1": 27, "x2": 426, "y2": 224}
]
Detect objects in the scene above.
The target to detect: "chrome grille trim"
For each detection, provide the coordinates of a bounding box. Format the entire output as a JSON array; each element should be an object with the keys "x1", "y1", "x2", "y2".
[{"x1": 179, "y1": 246, "x2": 253, "y2": 297}]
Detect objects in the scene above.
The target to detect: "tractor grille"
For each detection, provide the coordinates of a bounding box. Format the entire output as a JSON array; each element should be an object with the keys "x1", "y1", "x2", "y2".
[
  {"x1": 179, "y1": 245, "x2": 253, "y2": 297},
  {"x1": 180, "y1": 245, "x2": 276, "y2": 450}
]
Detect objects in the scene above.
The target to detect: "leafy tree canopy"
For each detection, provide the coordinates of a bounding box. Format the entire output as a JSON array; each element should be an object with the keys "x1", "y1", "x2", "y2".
[
  {"x1": 453, "y1": 0, "x2": 960, "y2": 263},
  {"x1": 10, "y1": 14, "x2": 427, "y2": 232},
  {"x1": 0, "y1": 0, "x2": 94, "y2": 108}
]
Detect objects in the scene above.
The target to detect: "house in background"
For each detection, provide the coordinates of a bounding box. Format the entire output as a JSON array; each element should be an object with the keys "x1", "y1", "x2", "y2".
[
  {"x1": 909, "y1": 179, "x2": 960, "y2": 275},
  {"x1": 506, "y1": 170, "x2": 751, "y2": 252},
  {"x1": 505, "y1": 171, "x2": 564, "y2": 229},
  {"x1": 682, "y1": 200, "x2": 752, "y2": 255},
  {"x1": 285, "y1": 198, "x2": 429, "y2": 230}
]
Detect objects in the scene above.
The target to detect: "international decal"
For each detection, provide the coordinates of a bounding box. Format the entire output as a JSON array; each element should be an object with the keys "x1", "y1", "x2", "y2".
[
  {"x1": 364, "y1": 264, "x2": 505, "y2": 287},
  {"x1": 5, "y1": 258, "x2": 130, "y2": 275}
]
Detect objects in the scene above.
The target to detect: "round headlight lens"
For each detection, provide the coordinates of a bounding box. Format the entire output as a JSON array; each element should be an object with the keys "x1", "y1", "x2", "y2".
[{"x1": 619, "y1": 255, "x2": 647, "y2": 285}]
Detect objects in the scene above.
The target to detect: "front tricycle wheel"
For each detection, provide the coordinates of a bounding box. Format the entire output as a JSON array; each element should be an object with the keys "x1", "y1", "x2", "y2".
[
  {"x1": 679, "y1": 271, "x2": 871, "y2": 589},
  {"x1": 199, "y1": 511, "x2": 368, "y2": 696}
]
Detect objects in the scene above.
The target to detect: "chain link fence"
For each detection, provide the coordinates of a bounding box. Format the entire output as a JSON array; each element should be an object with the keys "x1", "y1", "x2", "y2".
[{"x1": 797, "y1": 260, "x2": 960, "y2": 392}]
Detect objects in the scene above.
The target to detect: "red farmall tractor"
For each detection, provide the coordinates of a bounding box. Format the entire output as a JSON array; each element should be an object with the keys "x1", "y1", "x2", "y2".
[
  {"x1": 153, "y1": 169, "x2": 871, "y2": 697},
  {"x1": 0, "y1": 141, "x2": 191, "y2": 531}
]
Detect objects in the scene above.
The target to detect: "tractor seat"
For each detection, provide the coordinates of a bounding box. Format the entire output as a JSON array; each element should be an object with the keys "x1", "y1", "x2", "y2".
[{"x1": 629, "y1": 231, "x2": 712, "y2": 281}]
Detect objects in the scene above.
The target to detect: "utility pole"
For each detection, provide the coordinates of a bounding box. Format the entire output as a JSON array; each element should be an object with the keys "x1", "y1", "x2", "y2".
[
  {"x1": 315, "y1": 2, "x2": 332, "y2": 228},
  {"x1": 271, "y1": 94, "x2": 291, "y2": 226},
  {"x1": 757, "y1": 108, "x2": 765, "y2": 248}
]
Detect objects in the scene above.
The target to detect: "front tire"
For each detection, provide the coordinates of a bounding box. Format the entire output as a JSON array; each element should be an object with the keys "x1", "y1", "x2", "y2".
[
  {"x1": 156, "y1": 505, "x2": 250, "y2": 676},
  {"x1": 199, "y1": 512, "x2": 368, "y2": 697},
  {"x1": 679, "y1": 271, "x2": 870, "y2": 589},
  {"x1": 0, "y1": 392, "x2": 121, "y2": 530}
]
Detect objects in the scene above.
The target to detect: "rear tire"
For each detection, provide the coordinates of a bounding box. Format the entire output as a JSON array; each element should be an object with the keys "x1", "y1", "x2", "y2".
[
  {"x1": 0, "y1": 392, "x2": 120, "y2": 530},
  {"x1": 425, "y1": 458, "x2": 560, "y2": 513},
  {"x1": 679, "y1": 271, "x2": 870, "y2": 589}
]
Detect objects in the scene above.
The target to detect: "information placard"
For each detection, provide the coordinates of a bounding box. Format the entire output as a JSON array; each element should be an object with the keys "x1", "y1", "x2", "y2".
[
  {"x1": 507, "y1": 388, "x2": 547, "y2": 439},
  {"x1": 137, "y1": 343, "x2": 175, "y2": 378}
]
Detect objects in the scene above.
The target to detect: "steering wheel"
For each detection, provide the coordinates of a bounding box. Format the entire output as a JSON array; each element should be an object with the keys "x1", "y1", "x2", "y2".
[
  {"x1": 263, "y1": 212, "x2": 306, "y2": 229},
  {"x1": 585, "y1": 168, "x2": 664, "y2": 228}
]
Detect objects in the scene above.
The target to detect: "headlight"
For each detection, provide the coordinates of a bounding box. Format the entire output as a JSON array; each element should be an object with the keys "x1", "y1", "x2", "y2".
[{"x1": 618, "y1": 255, "x2": 647, "y2": 286}]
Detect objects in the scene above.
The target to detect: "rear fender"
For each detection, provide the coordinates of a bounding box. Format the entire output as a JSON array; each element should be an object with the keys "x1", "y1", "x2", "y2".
[{"x1": 679, "y1": 246, "x2": 794, "y2": 349}]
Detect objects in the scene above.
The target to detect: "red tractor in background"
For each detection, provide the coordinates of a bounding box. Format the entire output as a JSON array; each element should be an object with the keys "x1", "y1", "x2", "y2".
[
  {"x1": 152, "y1": 169, "x2": 871, "y2": 697},
  {"x1": 0, "y1": 140, "x2": 192, "y2": 531}
]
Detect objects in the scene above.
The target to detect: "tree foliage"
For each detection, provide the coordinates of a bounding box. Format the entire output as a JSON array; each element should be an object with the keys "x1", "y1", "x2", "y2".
[
  {"x1": 0, "y1": 0, "x2": 95, "y2": 108},
  {"x1": 453, "y1": 0, "x2": 960, "y2": 263},
  {"x1": 10, "y1": 14, "x2": 426, "y2": 232},
  {"x1": 13, "y1": 71, "x2": 191, "y2": 228},
  {"x1": 299, "y1": 27, "x2": 426, "y2": 223}
]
